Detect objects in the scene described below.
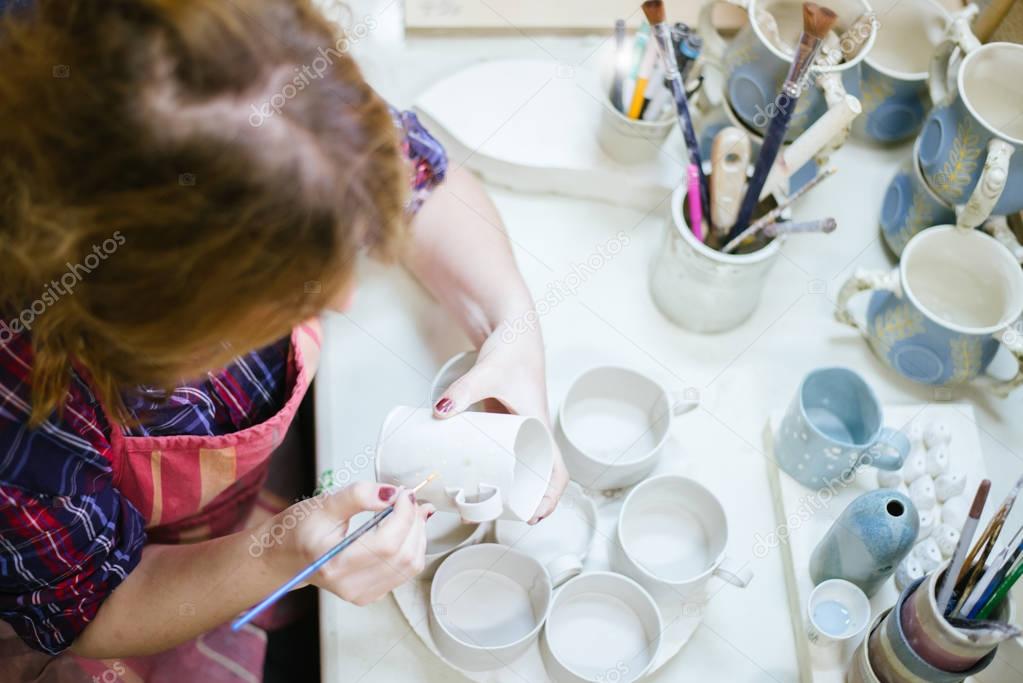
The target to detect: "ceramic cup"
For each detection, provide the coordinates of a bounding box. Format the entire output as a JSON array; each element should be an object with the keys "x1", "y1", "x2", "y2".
[
  {"x1": 699, "y1": 0, "x2": 876, "y2": 140},
  {"x1": 375, "y1": 407, "x2": 555, "y2": 522},
  {"x1": 495, "y1": 482, "x2": 598, "y2": 587},
  {"x1": 879, "y1": 135, "x2": 956, "y2": 257},
  {"x1": 774, "y1": 367, "x2": 911, "y2": 490},
  {"x1": 596, "y1": 33, "x2": 675, "y2": 165},
  {"x1": 422, "y1": 512, "x2": 489, "y2": 579},
  {"x1": 540, "y1": 572, "x2": 662, "y2": 683},
  {"x1": 868, "y1": 569, "x2": 1001, "y2": 682},
  {"x1": 611, "y1": 475, "x2": 753, "y2": 604},
  {"x1": 920, "y1": 28, "x2": 1023, "y2": 222},
  {"x1": 806, "y1": 579, "x2": 871, "y2": 648},
  {"x1": 900, "y1": 561, "x2": 1009, "y2": 673},
  {"x1": 841, "y1": 0, "x2": 951, "y2": 144},
  {"x1": 836, "y1": 226, "x2": 1023, "y2": 394},
  {"x1": 649, "y1": 181, "x2": 783, "y2": 333},
  {"x1": 556, "y1": 366, "x2": 698, "y2": 490},
  {"x1": 429, "y1": 544, "x2": 553, "y2": 672}
]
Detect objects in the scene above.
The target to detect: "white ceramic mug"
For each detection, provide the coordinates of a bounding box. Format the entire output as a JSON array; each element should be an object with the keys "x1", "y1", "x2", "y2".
[
  {"x1": 540, "y1": 572, "x2": 662, "y2": 683},
  {"x1": 556, "y1": 366, "x2": 699, "y2": 490},
  {"x1": 806, "y1": 579, "x2": 871, "y2": 649},
  {"x1": 495, "y1": 482, "x2": 597, "y2": 587},
  {"x1": 429, "y1": 543, "x2": 552, "y2": 672},
  {"x1": 422, "y1": 512, "x2": 489, "y2": 579},
  {"x1": 611, "y1": 475, "x2": 753, "y2": 604},
  {"x1": 375, "y1": 407, "x2": 555, "y2": 522}
]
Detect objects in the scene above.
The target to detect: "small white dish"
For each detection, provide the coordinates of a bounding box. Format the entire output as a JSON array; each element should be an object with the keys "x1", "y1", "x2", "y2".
[
  {"x1": 429, "y1": 543, "x2": 552, "y2": 672},
  {"x1": 495, "y1": 481, "x2": 597, "y2": 586},
  {"x1": 806, "y1": 579, "x2": 870, "y2": 649},
  {"x1": 541, "y1": 572, "x2": 662, "y2": 683}
]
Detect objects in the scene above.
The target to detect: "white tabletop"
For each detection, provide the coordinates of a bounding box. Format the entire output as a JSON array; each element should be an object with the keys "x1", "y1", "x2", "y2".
[{"x1": 314, "y1": 4, "x2": 1023, "y2": 682}]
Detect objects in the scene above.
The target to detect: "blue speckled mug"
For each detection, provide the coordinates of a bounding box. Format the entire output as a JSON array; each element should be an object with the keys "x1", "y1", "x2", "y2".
[
  {"x1": 879, "y1": 136, "x2": 955, "y2": 256},
  {"x1": 837, "y1": 226, "x2": 1023, "y2": 394},
  {"x1": 919, "y1": 39, "x2": 1023, "y2": 218},
  {"x1": 775, "y1": 367, "x2": 910, "y2": 490},
  {"x1": 699, "y1": 0, "x2": 876, "y2": 141},
  {"x1": 841, "y1": 0, "x2": 951, "y2": 144}
]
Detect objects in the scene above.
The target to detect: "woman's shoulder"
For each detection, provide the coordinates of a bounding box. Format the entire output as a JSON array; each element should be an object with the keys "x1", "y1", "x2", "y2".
[{"x1": 0, "y1": 327, "x2": 116, "y2": 495}]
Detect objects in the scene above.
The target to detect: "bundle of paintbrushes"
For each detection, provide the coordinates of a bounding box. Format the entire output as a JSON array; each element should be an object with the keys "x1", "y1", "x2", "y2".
[
  {"x1": 936, "y1": 475, "x2": 1023, "y2": 630},
  {"x1": 608, "y1": 13, "x2": 703, "y2": 122}
]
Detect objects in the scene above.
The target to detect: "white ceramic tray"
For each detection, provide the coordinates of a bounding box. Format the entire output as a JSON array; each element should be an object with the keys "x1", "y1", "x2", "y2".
[
  {"x1": 764, "y1": 403, "x2": 988, "y2": 683},
  {"x1": 391, "y1": 457, "x2": 705, "y2": 683},
  {"x1": 413, "y1": 58, "x2": 684, "y2": 212}
]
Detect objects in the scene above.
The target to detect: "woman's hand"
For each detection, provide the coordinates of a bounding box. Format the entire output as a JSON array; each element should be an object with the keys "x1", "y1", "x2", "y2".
[
  {"x1": 432, "y1": 319, "x2": 569, "y2": 524},
  {"x1": 264, "y1": 482, "x2": 434, "y2": 606}
]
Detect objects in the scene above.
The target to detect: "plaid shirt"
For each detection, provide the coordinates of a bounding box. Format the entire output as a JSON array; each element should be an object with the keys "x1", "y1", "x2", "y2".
[{"x1": 0, "y1": 107, "x2": 446, "y2": 655}]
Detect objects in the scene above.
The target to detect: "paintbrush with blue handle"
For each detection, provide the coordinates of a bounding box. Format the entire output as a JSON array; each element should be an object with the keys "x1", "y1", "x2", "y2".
[
  {"x1": 231, "y1": 473, "x2": 437, "y2": 631},
  {"x1": 728, "y1": 2, "x2": 837, "y2": 240}
]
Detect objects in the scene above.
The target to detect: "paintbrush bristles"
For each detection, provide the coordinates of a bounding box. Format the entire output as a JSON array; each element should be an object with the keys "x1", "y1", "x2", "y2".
[
  {"x1": 803, "y1": 2, "x2": 839, "y2": 40},
  {"x1": 641, "y1": 0, "x2": 666, "y2": 26}
]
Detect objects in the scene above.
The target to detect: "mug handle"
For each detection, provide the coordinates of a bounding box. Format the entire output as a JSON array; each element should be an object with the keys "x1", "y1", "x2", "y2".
[
  {"x1": 957, "y1": 138, "x2": 1015, "y2": 230},
  {"x1": 974, "y1": 324, "x2": 1023, "y2": 397},
  {"x1": 928, "y1": 4, "x2": 980, "y2": 107},
  {"x1": 714, "y1": 557, "x2": 753, "y2": 588},
  {"x1": 546, "y1": 553, "x2": 584, "y2": 588},
  {"x1": 697, "y1": 0, "x2": 749, "y2": 110},
  {"x1": 448, "y1": 484, "x2": 504, "y2": 523},
  {"x1": 835, "y1": 268, "x2": 902, "y2": 333},
  {"x1": 864, "y1": 427, "x2": 911, "y2": 471},
  {"x1": 669, "y1": 389, "x2": 701, "y2": 416}
]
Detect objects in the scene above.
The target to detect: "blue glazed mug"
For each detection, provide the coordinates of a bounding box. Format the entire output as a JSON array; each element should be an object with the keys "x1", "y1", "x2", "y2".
[
  {"x1": 841, "y1": 0, "x2": 950, "y2": 144},
  {"x1": 917, "y1": 22, "x2": 1023, "y2": 223},
  {"x1": 837, "y1": 226, "x2": 1023, "y2": 394},
  {"x1": 879, "y1": 135, "x2": 955, "y2": 256},
  {"x1": 775, "y1": 367, "x2": 910, "y2": 490},
  {"x1": 698, "y1": 0, "x2": 875, "y2": 141}
]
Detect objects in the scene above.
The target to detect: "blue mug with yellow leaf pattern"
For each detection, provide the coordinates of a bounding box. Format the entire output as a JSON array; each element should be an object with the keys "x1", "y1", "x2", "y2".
[
  {"x1": 879, "y1": 136, "x2": 955, "y2": 256},
  {"x1": 836, "y1": 226, "x2": 1023, "y2": 395},
  {"x1": 918, "y1": 36, "x2": 1023, "y2": 219}
]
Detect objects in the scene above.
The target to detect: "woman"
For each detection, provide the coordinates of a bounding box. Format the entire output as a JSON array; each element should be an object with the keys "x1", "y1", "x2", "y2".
[{"x1": 0, "y1": 1, "x2": 568, "y2": 680}]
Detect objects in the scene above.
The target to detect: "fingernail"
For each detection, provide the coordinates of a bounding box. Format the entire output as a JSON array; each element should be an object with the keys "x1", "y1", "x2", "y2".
[
  {"x1": 434, "y1": 397, "x2": 454, "y2": 414},
  {"x1": 536, "y1": 515, "x2": 546, "y2": 523},
  {"x1": 427, "y1": 511, "x2": 435, "y2": 519},
  {"x1": 408, "y1": 492, "x2": 417, "y2": 504},
  {"x1": 378, "y1": 485, "x2": 396, "y2": 502}
]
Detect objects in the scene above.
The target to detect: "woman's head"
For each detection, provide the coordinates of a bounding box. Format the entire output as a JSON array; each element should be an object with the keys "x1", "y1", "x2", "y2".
[{"x1": 0, "y1": 0, "x2": 407, "y2": 423}]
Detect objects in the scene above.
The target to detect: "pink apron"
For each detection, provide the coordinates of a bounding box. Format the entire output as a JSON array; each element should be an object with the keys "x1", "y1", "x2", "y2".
[{"x1": 1, "y1": 321, "x2": 321, "y2": 683}]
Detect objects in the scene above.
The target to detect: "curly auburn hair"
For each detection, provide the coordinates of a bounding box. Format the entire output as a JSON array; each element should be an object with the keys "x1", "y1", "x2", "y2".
[{"x1": 0, "y1": 0, "x2": 408, "y2": 425}]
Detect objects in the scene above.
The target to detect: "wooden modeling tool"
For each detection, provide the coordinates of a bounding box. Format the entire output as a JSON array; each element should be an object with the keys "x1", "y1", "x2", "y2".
[
  {"x1": 232, "y1": 474, "x2": 438, "y2": 631},
  {"x1": 642, "y1": 0, "x2": 712, "y2": 229},
  {"x1": 710, "y1": 127, "x2": 752, "y2": 235},
  {"x1": 762, "y1": 216, "x2": 837, "y2": 238},
  {"x1": 729, "y1": 2, "x2": 838, "y2": 238}
]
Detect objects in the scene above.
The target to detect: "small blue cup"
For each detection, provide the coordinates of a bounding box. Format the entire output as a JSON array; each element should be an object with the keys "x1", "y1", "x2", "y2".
[
  {"x1": 775, "y1": 367, "x2": 910, "y2": 490},
  {"x1": 879, "y1": 136, "x2": 956, "y2": 257}
]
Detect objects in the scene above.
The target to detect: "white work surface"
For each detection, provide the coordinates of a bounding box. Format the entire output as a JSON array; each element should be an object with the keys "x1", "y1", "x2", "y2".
[{"x1": 314, "y1": 4, "x2": 1023, "y2": 682}]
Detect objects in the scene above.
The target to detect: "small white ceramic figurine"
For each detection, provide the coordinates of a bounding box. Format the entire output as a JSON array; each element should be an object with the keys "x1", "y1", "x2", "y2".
[
  {"x1": 909, "y1": 476, "x2": 937, "y2": 511},
  {"x1": 917, "y1": 507, "x2": 938, "y2": 539},
  {"x1": 895, "y1": 554, "x2": 925, "y2": 591},
  {"x1": 923, "y1": 421, "x2": 952, "y2": 449},
  {"x1": 913, "y1": 537, "x2": 943, "y2": 572},
  {"x1": 925, "y1": 445, "x2": 950, "y2": 477},
  {"x1": 932, "y1": 523, "x2": 961, "y2": 558},
  {"x1": 934, "y1": 471, "x2": 967, "y2": 502},
  {"x1": 902, "y1": 450, "x2": 928, "y2": 484},
  {"x1": 940, "y1": 494, "x2": 969, "y2": 530}
]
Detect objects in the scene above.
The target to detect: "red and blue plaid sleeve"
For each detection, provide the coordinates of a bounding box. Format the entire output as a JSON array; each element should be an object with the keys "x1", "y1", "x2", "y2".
[
  {"x1": 0, "y1": 333, "x2": 146, "y2": 655},
  {"x1": 391, "y1": 107, "x2": 448, "y2": 214}
]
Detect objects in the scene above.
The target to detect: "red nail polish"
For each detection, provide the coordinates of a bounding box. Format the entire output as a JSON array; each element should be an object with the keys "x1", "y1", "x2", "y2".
[
  {"x1": 427, "y1": 511, "x2": 435, "y2": 519},
  {"x1": 378, "y1": 486, "x2": 396, "y2": 502},
  {"x1": 435, "y1": 397, "x2": 454, "y2": 414},
  {"x1": 536, "y1": 516, "x2": 546, "y2": 523}
]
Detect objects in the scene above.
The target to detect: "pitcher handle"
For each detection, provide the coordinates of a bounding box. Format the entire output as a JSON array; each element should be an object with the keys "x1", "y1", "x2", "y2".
[
  {"x1": 714, "y1": 557, "x2": 753, "y2": 588},
  {"x1": 448, "y1": 484, "x2": 504, "y2": 523},
  {"x1": 835, "y1": 268, "x2": 902, "y2": 333},
  {"x1": 928, "y1": 5, "x2": 980, "y2": 107},
  {"x1": 957, "y1": 139, "x2": 1015, "y2": 230},
  {"x1": 974, "y1": 324, "x2": 1023, "y2": 397},
  {"x1": 864, "y1": 427, "x2": 911, "y2": 471},
  {"x1": 669, "y1": 389, "x2": 701, "y2": 416}
]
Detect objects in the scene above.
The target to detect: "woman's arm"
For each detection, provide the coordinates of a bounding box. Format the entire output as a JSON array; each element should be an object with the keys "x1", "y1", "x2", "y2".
[
  {"x1": 71, "y1": 482, "x2": 429, "y2": 658},
  {"x1": 404, "y1": 167, "x2": 568, "y2": 522}
]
